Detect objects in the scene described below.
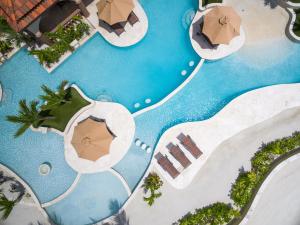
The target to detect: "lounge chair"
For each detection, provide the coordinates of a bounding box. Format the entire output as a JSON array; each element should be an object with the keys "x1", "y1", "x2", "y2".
[
  {"x1": 128, "y1": 11, "x2": 139, "y2": 26},
  {"x1": 111, "y1": 23, "x2": 125, "y2": 36},
  {"x1": 155, "y1": 152, "x2": 180, "y2": 179},
  {"x1": 167, "y1": 143, "x2": 191, "y2": 169},
  {"x1": 177, "y1": 133, "x2": 202, "y2": 159}
]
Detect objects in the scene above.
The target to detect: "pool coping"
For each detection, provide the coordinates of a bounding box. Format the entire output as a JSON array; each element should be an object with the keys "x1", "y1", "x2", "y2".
[
  {"x1": 152, "y1": 83, "x2": 300, "y2": 189},
  {"x1": 132, "y1": 58, "x2": 205, "y2": 117},
  {"x1": 99, "y1": 58, "x2": 206, "y2": 224}
]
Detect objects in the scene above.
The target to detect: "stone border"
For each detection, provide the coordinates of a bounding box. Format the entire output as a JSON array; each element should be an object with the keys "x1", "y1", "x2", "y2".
[
  {"x1": 109, "y1": 169, "x2": 132, "y2": 196},
  {"x1": 232, "y1": 148, "x2": 300, "y2": 225},
  {"x1": 153, "y1": 84, "x2": 300, "y2": 189},
  {"x1": 286, "y1": 7, "x2": 300, "y2": 41},
  {"x1": 132, "y1": 59, "x2": 205, "y2": 117},
  {"x1": 283, "y1": 0, "x2": 300, "y2": 8},
  {"x1": 0, "y1": 164, "x2": 51, "y2": 224},
  {"x1": 41, "y1": 173, "x2": 81, "y2": 208}
]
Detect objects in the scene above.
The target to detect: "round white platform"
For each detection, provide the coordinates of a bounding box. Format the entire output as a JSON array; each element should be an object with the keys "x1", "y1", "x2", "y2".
[{"x1": 64, "y1": 101, "x2": 135, "y2": 173}]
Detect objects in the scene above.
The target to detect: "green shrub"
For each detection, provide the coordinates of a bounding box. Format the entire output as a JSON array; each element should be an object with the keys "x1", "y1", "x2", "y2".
[
  {"x1": 177, "y1": 202, "x2": 239, "y2": 225},
  {"x1": 29, "y1": 16, "x2": 90, "y2": 67},
  {"x1": 176, "y1": 131, "x2": 300, "y2": 225},
  {"x1": 0, "y1": 40, "x2": 13, "y2": 55},
  {"x1": 230, "y1": 171, "x2": 258, "y2": 208}
]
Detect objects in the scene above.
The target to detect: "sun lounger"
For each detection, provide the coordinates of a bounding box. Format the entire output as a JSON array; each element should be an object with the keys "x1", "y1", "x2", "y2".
[
  {"x1": 167, "y1": 143, "x2": 191, "y2": 168},
  {"x1": 111, "y1": 23, "x2": 125, "y2": 36},
  {"x1": 155, "y1": 152, "x2": 180, "y2": 179},
  {"x1": 128, "y1": 11, "x2": 139, "y2": 26},
  {"x1": 177, "y1": 133, "x2": 202, "y2": 159}
]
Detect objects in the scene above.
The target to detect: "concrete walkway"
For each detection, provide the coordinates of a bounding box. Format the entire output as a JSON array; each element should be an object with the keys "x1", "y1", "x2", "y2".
[
  {"x1": 245, "y1": 156, "x2": 300, "y2": 225},
  {"x1": 125, "y1": 106, "x2": 300, "y2": 225},
  {"x1": 2, "y1": 204, "x2": 50, "y2": 225}
]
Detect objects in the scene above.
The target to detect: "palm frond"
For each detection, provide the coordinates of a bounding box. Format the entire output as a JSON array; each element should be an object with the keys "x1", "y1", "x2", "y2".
[
  {"x1": 0, "y1": 194, "x2": 16, "y2": 220},
  {"x1": 14, "y1": 124, "x2": 31, "y2": 138}
]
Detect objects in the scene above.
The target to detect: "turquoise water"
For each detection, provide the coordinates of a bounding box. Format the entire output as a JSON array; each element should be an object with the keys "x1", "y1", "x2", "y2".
[
  {"x1": 114, "y1": 39, "x2": 300, "y2": 190},
  {"x1": 0, "y1": 0, "x2": 199, "y2": 223},
  {"x1": 45, "y1": 172, "x2": 129, "y2": 225},
  {"x1": 0, "y1": 0, "x2": 300, "y2": 224}
]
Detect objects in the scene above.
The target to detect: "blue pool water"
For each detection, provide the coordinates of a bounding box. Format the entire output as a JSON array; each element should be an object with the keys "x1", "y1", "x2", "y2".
[
  {"x1": 45, "y1": 172, "x2": 129, "y2": 225},
  {"x1": 0, "y1": 0, "x2": 300, "y2": 224}
]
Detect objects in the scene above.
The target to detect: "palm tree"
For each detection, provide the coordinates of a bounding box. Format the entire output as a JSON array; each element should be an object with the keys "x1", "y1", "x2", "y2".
[
  {"x1": 0, "y1": 194, "x2": 16, "y2": 220},
  {"x1": 142, "y1": 172, "x2": 163, "y2": 193},
  {"x1": 39, "y1": 80, "x2": 71, "y2": 111},
  {"x1": 142, "y1": 172, "x2": 163, "y2": 206},
  {"x1": 6, "y1": 100, "x2": 53, "y2": 137}
]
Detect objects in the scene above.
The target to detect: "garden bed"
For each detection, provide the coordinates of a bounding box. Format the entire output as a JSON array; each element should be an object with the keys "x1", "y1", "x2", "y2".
[
  {"x1": 29, "y1": 15, "x2": 92, "y2": 70},
  {"x1": 40, "y1": 87, "x2": 90, "y2": 132},
  {"x1": 176, "y1": 132, "x2": 300, "y2": 225}
]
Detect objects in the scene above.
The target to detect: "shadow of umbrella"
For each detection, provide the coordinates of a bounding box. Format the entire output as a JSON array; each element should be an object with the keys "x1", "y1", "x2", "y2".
[{"x1": 191, "y1": 16, "x2": 218, "y2": 50}]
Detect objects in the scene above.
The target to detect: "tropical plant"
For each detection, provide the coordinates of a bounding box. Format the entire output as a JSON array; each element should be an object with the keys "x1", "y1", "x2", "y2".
[
  {"x1": 29, "y1": 15, "x2": 90, "y2": 67},
  {"x1": 177, "y1": 202, "x2": 239, "y2": 225},
  {"x1": 39, "y1": 80, "x2": 71, "y2": 110},
  {"x1": 0, "y1": 16, "x2": 35, "y2": 48},
  {"x1": 230, "y1": 171, "x2": 258, "y2": 208},
  {"x1": 0, "y1": 194, "x2": 16, "y2": 220},
  {"x1": 0, "y1": 40, "x2": 13, "y2": 55},
  {"x1": 6, "y1": 100, "x2": 53, "y2": 137},
  {"x1": 142, "y1": 172, "x2": 163, "y2": 206},
  {"x1": 175, "y1": 131, "x2": 300, "y2": 225}
]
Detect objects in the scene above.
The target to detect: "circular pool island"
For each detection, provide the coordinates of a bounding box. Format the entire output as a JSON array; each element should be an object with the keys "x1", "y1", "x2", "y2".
[{"x1": 64, "y1": 101, "x2": 135, "y2": 173}]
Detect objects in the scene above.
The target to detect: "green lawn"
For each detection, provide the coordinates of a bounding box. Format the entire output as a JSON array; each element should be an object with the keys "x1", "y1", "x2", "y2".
[
  {"x1": 40, "y1": 87, "x2": 90, "y2": 132},
  {"x1": 202, "y1": 0, "x2": 223, "y2": 7},
  {"x1": 293, "y1": 9, "x2": 300, "y2": 37}
]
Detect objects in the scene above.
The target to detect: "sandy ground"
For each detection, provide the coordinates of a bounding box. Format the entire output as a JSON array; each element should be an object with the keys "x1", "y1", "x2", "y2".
[
  {"x1": 224, "y1": 0, "x2": 289, "y2": 44},
  {"x1": 223, "y1": 0, "x2": 295, "y2": 69},
  {"x1": 125, "y1": 107, "x2": 300, "y2": 225}
]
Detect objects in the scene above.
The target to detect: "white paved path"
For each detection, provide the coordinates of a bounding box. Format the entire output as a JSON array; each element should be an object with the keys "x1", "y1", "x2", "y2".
[
  {"x1": 125, "y1": 106, "x2": 300, "y2": 225},
  {"x1": 245, "y1": 156, "x2": 300, "y2": 225}
]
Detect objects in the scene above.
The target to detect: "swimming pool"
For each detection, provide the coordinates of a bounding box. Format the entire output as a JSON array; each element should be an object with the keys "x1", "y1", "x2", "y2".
[
  {"x1": 0, "y1": 0, "x2": 199, "y2": 223},
  {"x1": 1, "y1": 0, "x2": 300, "y2": 224}
]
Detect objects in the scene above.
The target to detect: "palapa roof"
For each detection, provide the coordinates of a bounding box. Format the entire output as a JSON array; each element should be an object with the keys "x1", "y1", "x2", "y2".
[{"x1": 0, "y1": 0, "x2": 57, "y2": 32}]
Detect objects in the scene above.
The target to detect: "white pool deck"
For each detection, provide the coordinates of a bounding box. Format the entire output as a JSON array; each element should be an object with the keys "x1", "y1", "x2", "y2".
[
  {"x1": 0, "y1": 164, "x2": 50, "y2": 225},
  {"x1": 86, "y1": 0, "x2": 148, "y2": 47},
  {"x1": 64, "y1": 101, "x2": 135, "y2": 173},
  {"x1": 189, "y1": 8, "x2": 245, "y2": 60},
  {"x1": 153, "y1": 84, "x2": 300, "y2": 189},
  {"x1": 126, "y1": 106, "x2": 300, "y2": 225}
]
